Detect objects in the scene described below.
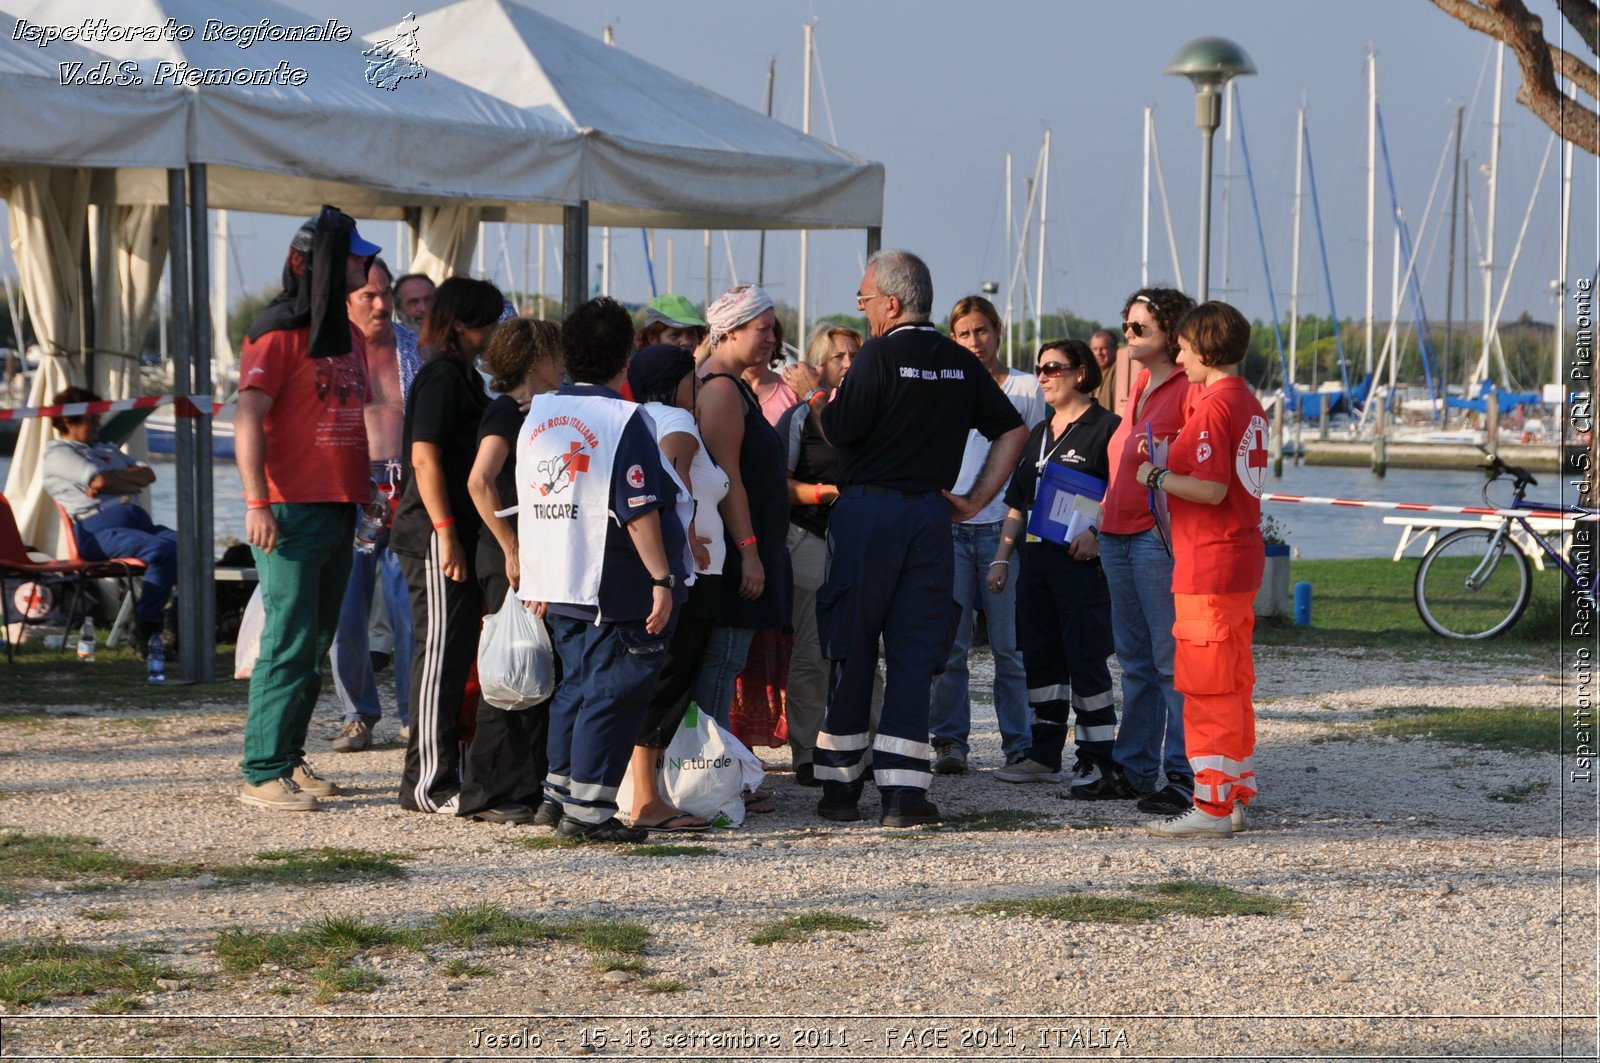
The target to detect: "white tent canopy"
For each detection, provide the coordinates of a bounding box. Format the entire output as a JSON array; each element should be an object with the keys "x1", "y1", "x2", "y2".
[
  {"x1": 381, "y1": 0, "x2": 885, "y2": 231},
  {"x1": 3, "y1": 0, "x2": 583, "y2": 212}
]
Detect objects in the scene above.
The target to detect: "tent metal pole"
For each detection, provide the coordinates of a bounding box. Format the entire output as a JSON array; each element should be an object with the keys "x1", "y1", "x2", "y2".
[
  {"x1": 188, "y1": 163, "x2": 216, "y2": 681},
  {"x1": 866, "y1": 227, "x2": 880, "y2": 260},
  {"x1": 563, "y1": 202, "x2": 588, "y2": 319},
  {"x1": 166, "y1": 168, "x2": 198, "y2": 681}
]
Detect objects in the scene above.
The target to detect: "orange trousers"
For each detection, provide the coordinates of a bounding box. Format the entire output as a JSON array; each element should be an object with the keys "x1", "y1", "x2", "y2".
[{"x1": 1172, "y1": 591, "x2": 1258, "y2": 816}]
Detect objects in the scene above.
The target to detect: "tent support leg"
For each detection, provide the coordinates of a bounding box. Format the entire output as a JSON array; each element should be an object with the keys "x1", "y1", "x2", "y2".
[
  {"x1": 188, "y1": 163, "x2": 216, "y2": 682},
  {"x1": 563, "y1": 201, "x2": 588, "y2": 319},
  {"x1": 866, "y1": 227, "x2": 881, "y2": 260},
  {"x1": 166, "y1": 168, "x2": 199, "y2": 681}
]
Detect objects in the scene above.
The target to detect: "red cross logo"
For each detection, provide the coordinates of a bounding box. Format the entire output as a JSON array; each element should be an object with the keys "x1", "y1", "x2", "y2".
[
  {"x1": 562, "y1": 441, "x2": 590, "y2": 479},
  {"x1": 1235, "y1": 416, "x2": 1270, "y2": 497},
  {"x1": 537, "y1": 440, "x2": 591, "y2": 496}
]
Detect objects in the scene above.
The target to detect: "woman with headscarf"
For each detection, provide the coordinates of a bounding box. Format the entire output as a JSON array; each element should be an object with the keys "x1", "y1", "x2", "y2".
[{"x1": 691, "y1": 285, "x2": 793, "y2": 770}]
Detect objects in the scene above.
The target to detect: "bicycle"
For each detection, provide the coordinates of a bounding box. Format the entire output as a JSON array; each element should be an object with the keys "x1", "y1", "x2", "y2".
[{"x1": 1413, "y1": 450, "x2": 1596, "y2": 640}]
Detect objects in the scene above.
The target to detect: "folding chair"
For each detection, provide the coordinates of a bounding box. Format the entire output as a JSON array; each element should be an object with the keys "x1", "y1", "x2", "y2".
[
  {"x1": 0, "y1": 495, "x2": 91, "y2": 663},
  {"x1": 55, "y1": 502, "x2": 149, "y2": 652}
]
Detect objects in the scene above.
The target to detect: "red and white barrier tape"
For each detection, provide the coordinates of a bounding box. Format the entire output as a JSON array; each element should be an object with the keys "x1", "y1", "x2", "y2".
[
  {"x1": 0, "y1": 394, "x2": 215, "y2": 422},
  {"x1": 1261, "y1": 492, "x2": 1594, "y2": 523}
]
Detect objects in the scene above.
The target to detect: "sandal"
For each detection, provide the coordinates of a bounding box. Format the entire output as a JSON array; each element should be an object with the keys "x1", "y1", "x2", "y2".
[
  {"x1": 742, "y1": 789, "x2": 777, "y2": 814},
  {"x1": 634, "y1": 812, "x2": 713, "y2": 833}
]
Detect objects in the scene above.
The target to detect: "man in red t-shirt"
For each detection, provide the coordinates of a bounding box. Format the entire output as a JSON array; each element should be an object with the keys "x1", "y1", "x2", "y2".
[
  {"x1": 234, "y1": 207, "x2": 380, "y2": 812},
  {"x1": 1136, "y1": 301, "x2": 1268, "y2": 838}
]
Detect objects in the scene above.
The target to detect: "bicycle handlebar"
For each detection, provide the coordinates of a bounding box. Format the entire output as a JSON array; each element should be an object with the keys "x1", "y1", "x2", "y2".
[{"x1": 1475, "y1": 445, "x2": 1538, "y2": 491}]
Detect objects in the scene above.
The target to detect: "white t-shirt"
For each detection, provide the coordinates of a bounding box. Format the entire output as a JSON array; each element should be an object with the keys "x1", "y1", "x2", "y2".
[
  {"x1": 644, "y1": 402, "x2": 730, "y2": 575},
  {"x1": 951, "y1": 368, "x2": 1046, "y2": 525}
]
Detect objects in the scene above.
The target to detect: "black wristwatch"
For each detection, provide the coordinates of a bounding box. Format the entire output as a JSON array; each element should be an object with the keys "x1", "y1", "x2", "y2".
[{"x1": 649, "y1": 575, "x2": 676, "y2": 589}]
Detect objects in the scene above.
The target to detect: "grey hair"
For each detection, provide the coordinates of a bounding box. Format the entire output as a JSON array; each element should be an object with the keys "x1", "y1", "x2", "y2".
[{"x1": 866, "y1": 248, "x2": 932, "y2": 319}]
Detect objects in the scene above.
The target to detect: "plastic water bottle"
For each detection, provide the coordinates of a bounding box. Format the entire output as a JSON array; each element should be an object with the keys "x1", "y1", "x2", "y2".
[
  {"x1": 146, "y1": 634, "x2": 165, "y2": 684},
  {"x1": 76, "y1": 620, "x2": 96, "y2": 662},
  {"x1": 354, "y1": 491, "x2": 393, "y2": 553}
]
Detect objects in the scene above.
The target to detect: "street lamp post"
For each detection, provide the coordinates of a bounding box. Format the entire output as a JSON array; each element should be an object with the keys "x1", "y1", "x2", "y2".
[{"x1": 1165, "y1": 37, "x2": 1256, "y2": 302}]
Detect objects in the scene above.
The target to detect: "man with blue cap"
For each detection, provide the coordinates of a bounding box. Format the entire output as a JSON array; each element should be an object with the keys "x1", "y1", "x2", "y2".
[{"x1": 234, "y1": 205, "x2": 384, "y2": 811}]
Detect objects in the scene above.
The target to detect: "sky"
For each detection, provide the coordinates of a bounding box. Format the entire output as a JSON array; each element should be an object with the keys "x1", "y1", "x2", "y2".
[{"x1": 9, "y1": 0, "x2": 1597, "y2": 357}]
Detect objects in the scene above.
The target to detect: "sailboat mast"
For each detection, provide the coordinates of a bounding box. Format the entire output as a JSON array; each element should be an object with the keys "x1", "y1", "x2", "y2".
[
  {"x1": 1034, "y1": 128, "x2": 1050, "y2": 345},
  {"x1": 1219, "y1": 81, "x2": 1234, "y2": 296},
  {"x1": 757, "y1": 55, "x2": 775, "y2": 287},
  {"x1": 798, "y1": 22, "x2": 813, "y2": 344},
  {"x1": 1005, "y1": 151, "x2": 1014, "y2": 364},
  {"x1": 1477, "y1": 42, "x2": 1504, "y2": 386},
  {"x1": 1142, "y1": 107, "x2": 1151, "y2": 288},
  {"x1": 1558, "y1": 79, "x2": 1574, "y2": 391},
  {"x1": 1365, "y1": 49, "x2": 1377, "y2": 377},
  {"x1": 1443, "y1": 105, "x2": 1462, "y2": 427},
  {"x1": 1288, "y1": 106, "x2": 1305, "y2": 391}
]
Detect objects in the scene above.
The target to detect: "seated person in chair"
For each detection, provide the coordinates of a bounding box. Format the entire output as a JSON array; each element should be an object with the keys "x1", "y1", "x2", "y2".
[{"x1": 40, "y1": 386, "x2": 175, "y2": 650}]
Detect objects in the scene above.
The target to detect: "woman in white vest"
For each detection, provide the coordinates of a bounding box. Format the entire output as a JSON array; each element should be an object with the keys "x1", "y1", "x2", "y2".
[{"x1": 517, "y1": 298, "x2": 695, "y2": 842}]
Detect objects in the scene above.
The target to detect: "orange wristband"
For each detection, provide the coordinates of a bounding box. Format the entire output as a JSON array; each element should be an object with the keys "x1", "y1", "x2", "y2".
[
  {"x1": 737, "y1": 535, "x2": 757, "y2": 549},
  {"x1": 433, "y1": 518, "x2": 455, "y2": 530}
]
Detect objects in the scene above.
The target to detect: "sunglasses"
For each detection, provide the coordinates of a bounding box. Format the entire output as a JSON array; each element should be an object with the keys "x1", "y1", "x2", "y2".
[
  {"x1": 1122, "y1": 320, "x2": 1150, "y2": 338},
  {"x1": 1036, "y1": 361, "x2": 1077, "y2": 378}
]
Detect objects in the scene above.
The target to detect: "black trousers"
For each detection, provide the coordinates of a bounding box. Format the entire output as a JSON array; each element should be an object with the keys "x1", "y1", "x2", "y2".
[
  {"x1": 635, "y1": 576, "x2": 720, "y2": 749},
  {"x1": 458, "y1": 559, "x2": 551, "y2": 815},
  {"x1": 397, "y1": 534, "x2": 482, "y2": 812}
]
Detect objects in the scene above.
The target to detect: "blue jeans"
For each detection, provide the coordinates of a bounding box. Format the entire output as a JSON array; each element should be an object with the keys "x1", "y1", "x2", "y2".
[
  {"x1": 75, "y1": 505, "x2": 177, "y2": 626},
  {"x1": 929, "y1": 520, "x2": 1031, "y2": 758},
  {"x1": 692, "y1": 626, "x2": 755, "y2": 731},
  {"x1": 328, "y1": 525, "x2": 412, "y2": 726},
  {"x1": 1101, "y1": 529, "x2": 1190, "y2": 793}
]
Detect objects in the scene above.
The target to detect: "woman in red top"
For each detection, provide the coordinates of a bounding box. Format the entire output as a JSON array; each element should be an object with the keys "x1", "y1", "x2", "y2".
[
  {"x1": 1136, "y1": 301, "x2": 1268, "y2": 838},
  {"x1": 1095, "y1": 287, "x2": 1196, "y2": 812}
]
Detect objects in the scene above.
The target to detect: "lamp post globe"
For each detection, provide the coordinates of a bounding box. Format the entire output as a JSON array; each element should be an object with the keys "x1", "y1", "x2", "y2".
[{"x1": 1165, "y1": 36, "x2": 1257, "y2": 301}]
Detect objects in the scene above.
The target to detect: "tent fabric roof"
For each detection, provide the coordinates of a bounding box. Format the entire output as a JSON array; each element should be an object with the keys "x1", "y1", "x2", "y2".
[{"x1": 385, "y1": 0, "x2": 884, "y2": 229}]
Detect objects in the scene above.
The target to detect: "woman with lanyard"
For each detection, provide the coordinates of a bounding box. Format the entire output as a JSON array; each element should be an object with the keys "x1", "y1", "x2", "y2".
[
  {"x1": 1136, "y1": 301, "x2": 1267, "y2": 838},
  {"x1": 693, "y1": 285, "x2": 793, "y2": 810},
  {"x1": 988, "y1": 340, "x2": 1120, "y2": 789},
  {"x1": 464, "y1": 318, "x2": 566, "y2": 826},
  {"x1": 1097, "y1": 286, "x2": 1198, "y2": 813},
  {"x1": 389, "y1": 276, "x2": 506, "y2": 821}
]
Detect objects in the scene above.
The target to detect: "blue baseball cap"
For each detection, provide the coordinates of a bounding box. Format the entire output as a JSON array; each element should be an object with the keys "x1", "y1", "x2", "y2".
[{"x1": 348, "y1": 226, "x2": 381, "y2": 257}]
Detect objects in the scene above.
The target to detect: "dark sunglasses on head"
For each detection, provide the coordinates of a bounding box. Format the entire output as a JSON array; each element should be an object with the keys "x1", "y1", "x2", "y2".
[
  {"x1": 1122, "y1": 319, "x2": 1149, "y2": 338},
  {"x1": 1036, "y1": 360, "x2": 1077, "y2": 378}
]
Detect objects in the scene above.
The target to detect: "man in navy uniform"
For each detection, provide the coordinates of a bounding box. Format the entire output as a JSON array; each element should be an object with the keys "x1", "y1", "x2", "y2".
[{"x1": 811, "y1": 249, "x2": 1028, "y2": 826}]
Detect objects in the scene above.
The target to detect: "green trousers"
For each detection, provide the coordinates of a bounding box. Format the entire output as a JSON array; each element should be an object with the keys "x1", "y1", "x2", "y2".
[{"x1": 241, "y1": 503, "x2": 356, "y2": 785}]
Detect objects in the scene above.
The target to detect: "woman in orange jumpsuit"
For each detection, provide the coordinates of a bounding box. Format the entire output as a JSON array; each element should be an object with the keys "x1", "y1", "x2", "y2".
[{"x1": 1135, "y1": 301, "x2": 1269, "y2": 838}]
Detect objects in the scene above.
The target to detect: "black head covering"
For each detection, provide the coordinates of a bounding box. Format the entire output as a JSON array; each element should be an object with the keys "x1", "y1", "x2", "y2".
[
  {"x1": 627, "y1": 342, "x2": 696, "y2": 401},
  {"x1": 245, "y1": 205, "x2": 372, "y2": 358}
]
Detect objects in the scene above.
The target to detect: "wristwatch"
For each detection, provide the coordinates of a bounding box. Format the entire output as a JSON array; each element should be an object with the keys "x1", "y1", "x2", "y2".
[{"x1": 649, "y1": 575, "x2": 676, "y2": 589}]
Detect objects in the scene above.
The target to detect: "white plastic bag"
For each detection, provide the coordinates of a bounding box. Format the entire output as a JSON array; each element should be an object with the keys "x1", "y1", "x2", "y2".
[
  {"x1": 476, "y1": 594, "x2": 555, "y2": 710},
  {"x1": 618, "y1": 704, "x2": 747, "y2": 827},
  {"x1": 234, "y1": 585, "x2": 264, "y2": 680}
]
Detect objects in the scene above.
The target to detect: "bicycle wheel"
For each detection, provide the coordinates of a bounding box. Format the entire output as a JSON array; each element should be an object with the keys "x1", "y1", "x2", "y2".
[{"x1": 1414, "y1": 527, "x2": 1533, "y2": 639}]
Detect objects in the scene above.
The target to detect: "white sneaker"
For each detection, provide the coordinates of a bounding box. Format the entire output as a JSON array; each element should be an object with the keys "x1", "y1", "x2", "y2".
[
  {"x1": 1231, "y1": 804, "x2": 1246, "y2": 833},
  {"x1": 1066, "y1": 757, "x2": 1101, "y2": 788},
  {"x1": 436, "y1": 794, "x2": 460, "y2": 815},
  {"x1": 1144, "y1": 805, "x2": 1233, "y2": 838},
  {"x1": 994, "y1": 758, "x2": 1064, "y2": 784}
]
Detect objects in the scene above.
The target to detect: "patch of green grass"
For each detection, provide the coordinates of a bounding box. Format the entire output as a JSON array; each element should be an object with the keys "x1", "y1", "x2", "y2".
[
  {"x1": 174, "y1": 1036, "x2": 287, "y2": 1062},
  {"x1": 1489, "y1": 780, "x2": 1552, "y2": 803},
  {"x1": 77, "y1": 907, "x2": 129, "y2": 922},
  {"x1": 517, "y1": 836, "x2": 585, "y2": 851},
  {"x1": 749, "y1": 912, "x2": 879, "y2": 945},
  {"x1": 312, "y1": 965, "x2": 384, "y2": 1002},
  {"x1": 87, "y1": 992, "x2": 146, "y2": 1014},
  {"x1": 0, "y1": 941, "x2": 179, "y2": 1007},
  {"x1": 208, "y1": 848, "x2": 410, "y2": 887},
  {"x1": 640, "y1": 977, "x2": 690, "y2": 993},
  {"x1": 0, "y1": 830, "x2": 194, "y2": 885},
  {"x1": 441, "y1": 958, "x2": 493, "y2": 978},
  {"x1": 591, "y1": 953, "x2": 646, "y2": 973},
  {"x1": 0, "y1": 641, "x2": 237, "y2": 711},
  {"x1": 1371, "y1": 704, "x2": 1559, "y2": 754},
  {"x1": 971, "y1": 894, "x2": 1167, "y2": 924},
  {"x1": 1254, "y1": 558, "x2": 1562, "y2": 651},
  {"x1": 911, "y1": 809, "x2": 1049, "y2": 833},
  {"x1": 0, "y1": 887, "x2": 24, "y2": 906},
  {"x1": 973, "y1": 881, "x2": 1293, "y2": 924},
  {"x1": 1136, "y1": 881, "x2": 1294, "y2": 918},
  {"x1": 216, "y1": 905, "x2": 651, "y2": 994},
  {"x1": 624, "y1": 844, "x2": 718, "y2": 857}
]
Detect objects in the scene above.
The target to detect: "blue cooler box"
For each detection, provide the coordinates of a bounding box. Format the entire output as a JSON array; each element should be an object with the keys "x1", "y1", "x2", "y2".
[{"x1": 1026, "y1": 464, "x2": 1106, "y2": 547}]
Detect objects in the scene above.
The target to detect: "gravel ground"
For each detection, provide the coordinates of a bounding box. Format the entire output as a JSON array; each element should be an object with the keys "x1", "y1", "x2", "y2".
[{"x1": 0, "y1": 640, "x2": 1591, "y2": 1061}]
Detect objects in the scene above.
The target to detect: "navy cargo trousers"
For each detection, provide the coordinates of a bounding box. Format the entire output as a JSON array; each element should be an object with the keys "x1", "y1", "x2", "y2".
[{"x1": 814, "y1": 487, "x2": 956, "y2": 814}]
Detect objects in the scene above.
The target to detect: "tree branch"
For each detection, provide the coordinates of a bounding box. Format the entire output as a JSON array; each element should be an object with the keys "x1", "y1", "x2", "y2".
[
  {"x1": 1554, "y1": 0, "x2": 1600, "y2": 58},
  {"x1": 1429, "y1": 0, "x2": 1600, "y2": 155}
]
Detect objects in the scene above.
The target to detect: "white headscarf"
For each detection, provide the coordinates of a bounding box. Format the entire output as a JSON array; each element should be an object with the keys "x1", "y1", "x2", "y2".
[{"x1": 704, "y1": 283, "x2": 774, "y2": 345}]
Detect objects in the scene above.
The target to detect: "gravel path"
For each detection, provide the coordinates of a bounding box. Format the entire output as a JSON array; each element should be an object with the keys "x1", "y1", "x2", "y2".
[{"x1": 0, "y1": 640, "x2": 1590, "y2": 1060}]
